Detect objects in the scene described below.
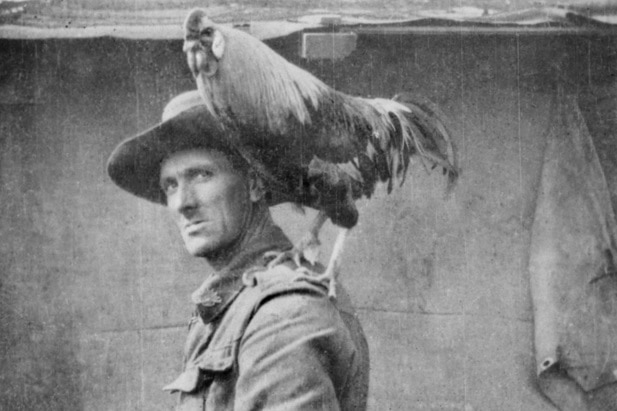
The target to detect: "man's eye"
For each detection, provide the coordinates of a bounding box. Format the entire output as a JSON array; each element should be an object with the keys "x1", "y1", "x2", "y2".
[
  {"x1": 194, "y1": 170, "x2": 213, "y2": 180},
  {"x1": 161, "y1": 181, "x2": 178, "y2": 194},
  {"x1": 200, "y1": 27, "x2": 213, "y2": 36}
]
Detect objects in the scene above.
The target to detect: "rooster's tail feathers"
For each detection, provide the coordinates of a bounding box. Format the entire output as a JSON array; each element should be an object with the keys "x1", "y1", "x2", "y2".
[{"x1": 393, "y1": 93, "x2": 459, "y2": 188}]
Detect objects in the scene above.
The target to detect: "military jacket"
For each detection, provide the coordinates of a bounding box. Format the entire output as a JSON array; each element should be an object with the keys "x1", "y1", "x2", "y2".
[{"x1": 164, "y1": 225, "x2": 369, "y2": 410}]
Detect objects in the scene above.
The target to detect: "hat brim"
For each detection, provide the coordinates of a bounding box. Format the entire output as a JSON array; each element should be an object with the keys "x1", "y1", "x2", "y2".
[{"x1": 107, "y1": 105, "x2": 235, "y2": 204}]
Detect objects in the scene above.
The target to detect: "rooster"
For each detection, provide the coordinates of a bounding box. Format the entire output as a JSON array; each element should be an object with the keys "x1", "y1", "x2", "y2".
[{"x1": 183, "y1": 9, "x2": 458, "y2": 298}]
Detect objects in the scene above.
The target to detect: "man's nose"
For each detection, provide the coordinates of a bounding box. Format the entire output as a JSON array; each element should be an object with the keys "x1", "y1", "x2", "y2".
[{"x1": 169, "y1": 182, "x2": 197, "y2": 215}]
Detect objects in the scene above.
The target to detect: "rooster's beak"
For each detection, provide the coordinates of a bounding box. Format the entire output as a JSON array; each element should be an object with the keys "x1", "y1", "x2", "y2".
[{"x1": 183, "y1": 39, "x2": 197, "y2": 54}]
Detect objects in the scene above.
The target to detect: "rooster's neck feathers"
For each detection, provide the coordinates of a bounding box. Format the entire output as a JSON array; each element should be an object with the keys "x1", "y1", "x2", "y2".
[{"x1": 200, "y1": 23, "x2": 330, "y2": 133}]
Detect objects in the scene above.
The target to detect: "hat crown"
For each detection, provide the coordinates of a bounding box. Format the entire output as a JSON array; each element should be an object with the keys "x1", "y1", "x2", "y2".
[{"x1": 161, "y1": 90, "x2": 204, "y2": 122}]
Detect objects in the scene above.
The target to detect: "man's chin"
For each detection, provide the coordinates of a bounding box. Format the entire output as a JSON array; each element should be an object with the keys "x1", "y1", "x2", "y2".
[
  {"x1": 184, "y1": 240, "x2": 217, "y2": 258},
  {"x1": 184, "y1": 239, "x2": 234, "y2": 260},
  {"x1": 182, "y1": 233, "x2": 243, "y2": 264}
]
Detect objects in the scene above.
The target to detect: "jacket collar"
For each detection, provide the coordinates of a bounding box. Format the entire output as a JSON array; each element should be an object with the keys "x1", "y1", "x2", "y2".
[{"x1": 190, "y1": 223, "x2": 292, "y2": 324}]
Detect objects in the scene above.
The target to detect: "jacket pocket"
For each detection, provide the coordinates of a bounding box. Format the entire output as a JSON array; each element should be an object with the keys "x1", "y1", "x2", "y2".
[
  {"x1": 163, "y1": 367, "x2": 204, "y2": 393},
  {"x1": 163, "y1": 342, "x2": 235, "y2": 394}
]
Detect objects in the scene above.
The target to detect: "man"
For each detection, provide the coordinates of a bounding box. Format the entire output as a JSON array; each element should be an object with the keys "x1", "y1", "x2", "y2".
[{"x1": 107, "y1": 90, "x2": 370, "y2": 410}]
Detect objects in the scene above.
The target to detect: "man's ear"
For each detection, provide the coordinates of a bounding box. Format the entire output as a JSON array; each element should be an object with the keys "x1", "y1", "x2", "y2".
[{"x1": 248, "y1": 171, "x2": 266, "y2": 203}]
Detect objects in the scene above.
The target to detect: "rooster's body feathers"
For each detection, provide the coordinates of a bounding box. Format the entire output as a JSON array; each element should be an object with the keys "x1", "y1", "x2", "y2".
[{"x1": 183, "y1": 9, "x2": 458, "y2": 281}]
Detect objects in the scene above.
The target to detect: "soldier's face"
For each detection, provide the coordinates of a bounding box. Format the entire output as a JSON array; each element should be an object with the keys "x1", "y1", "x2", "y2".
[{"x1": 159, "y1": 148, "x2": 252, "y2": 258}]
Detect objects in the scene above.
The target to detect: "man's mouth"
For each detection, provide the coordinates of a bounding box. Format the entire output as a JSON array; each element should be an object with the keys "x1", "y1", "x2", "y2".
[{"x1": 183, "y1": 220, "x2": 209, "y2": 234}]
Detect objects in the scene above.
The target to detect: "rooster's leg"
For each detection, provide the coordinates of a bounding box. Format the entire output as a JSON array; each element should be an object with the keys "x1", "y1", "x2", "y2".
[
  {"x1": 310, "y1": 227, "x2": 350, "y2": 299},
  {"x1": 265, "y1": 211, "x2": 329, "y2": 268}
]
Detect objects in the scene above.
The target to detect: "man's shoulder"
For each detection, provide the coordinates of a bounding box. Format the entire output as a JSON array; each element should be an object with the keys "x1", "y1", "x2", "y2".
[
  {"x1": 202, "y1": 263, "x2": 339, "y2": 356},
  {"x1": 250, "y1": 262, "x2": 326, "y2": 297},
  {"x1": 238, "y1": 261, "x2": 356, "y2": 317}
]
